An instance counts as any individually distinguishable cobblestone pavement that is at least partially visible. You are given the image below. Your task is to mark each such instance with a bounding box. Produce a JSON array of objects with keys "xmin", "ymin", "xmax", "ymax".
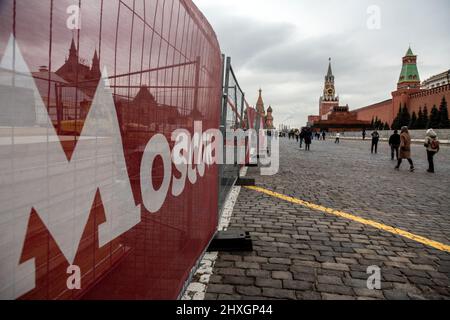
[{"xmin": 205, "ymin": 138, "xmax": 450, "ymax": 300}]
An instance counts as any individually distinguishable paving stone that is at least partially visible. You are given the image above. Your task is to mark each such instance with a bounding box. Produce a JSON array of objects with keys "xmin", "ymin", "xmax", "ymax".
[
  {"xmin": 318, "ymin": 275, "xmax": 344, "ymax": 286},
  {"xmin": 292, "ymin": 272, "xmax": 316, "ymax": 283},
  {"xmin": 316, "ymin": 284, "xmax": 354, "ymax": 296},
  {"xmin": 215, "ymin": 261, "xmax": 235, "ymax": 268},
  {"xmin": 221, "ymin": 255, "xmax": 243, "ymax": 262},
  {"xmin": 255, "ymin": 278, "xmax": 283, "ymax": 289},
  {"xmin": 272, "ymin": 271, "xmax": 293, "ymax": 280},
  {"xmin": 383, "ymin": 290, "xmax": 410, "ymax": 300},
  {"xmin": 207, "ymin": 284, "xmax": 234, "ymax": 295},
  {"xmin": 408, "ymin": 264, "xmax": 437, "ymax": 272},
  {"xmin": 236, "ymin": 286, "xmax": 262, "ymax": 296},
  {"xmin": 261, "ymin": 264, "xmax": 290, "ymax": 271},
  {"xmin": 216, "ymin": 268, "xmax": 246, "ymax": 277},
  {"xmin": 222, "ymin": 276, "xmax": 255, "ymax": 286},
  {"xmin": 243, "ymin": 256, "xmax": 269, "ymax": 263},
  {"xmin": 322, "ymin": 262, "xmax": 350, "ymax": 272},
  {"xmin": 268, "ymin": 258, "xmax": 292, "ymax": 265},
  {"xmin": 297, "ymin": 291, "xmax": 322, "ymax": 300},
  {"xmin": 382, "ymin": 274, "xmax": 407, "ymax": 283},
  {"xmin": 235, "ymin": 262, "xmax": 261, "ymax": 270},
  {"xmin": 354, "ymin": 288, "xmax": 385, "ymax": 299},
  {"xmin": 282, "ymin": 280, "xmax": 313, "ymax": 291},
  {"xmin": 262, "ymin": 288, "xmax": 296, "ymax": 300}
]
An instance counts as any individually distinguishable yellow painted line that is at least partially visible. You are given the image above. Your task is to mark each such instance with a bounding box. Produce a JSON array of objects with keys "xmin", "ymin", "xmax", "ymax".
[{"xmin": 245, "ymin": 186, "xmax": 450, "ymax": 254}]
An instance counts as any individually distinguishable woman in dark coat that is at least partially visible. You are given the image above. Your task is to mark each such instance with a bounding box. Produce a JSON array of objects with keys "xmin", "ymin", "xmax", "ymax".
[{"xmin": 395, "ymin": 126, "xmax": 415, "ymax": 172}]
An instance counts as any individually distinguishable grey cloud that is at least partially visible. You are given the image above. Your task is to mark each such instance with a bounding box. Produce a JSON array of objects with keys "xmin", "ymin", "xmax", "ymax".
[
  {"xmin": 195, "ymin": 0, "xmax": 450, "ymax": 128},
  {"xmin": 210, "ymin": 15, "xmax": 296, "ymax": 68}
]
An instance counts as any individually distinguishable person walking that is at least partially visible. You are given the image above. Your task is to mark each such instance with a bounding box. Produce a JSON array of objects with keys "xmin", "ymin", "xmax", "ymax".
[
  {"xmin": 322, "ymin": 131, "xmax": 326, "ymax": 141},
  {"xmin": 371, "ymin": 130, "xmax": 380, "ymax": 154},
  {"xmin": 299, "ymin": 128, "xmax": 305, "ymax": 149},
  {"xmin": 295, "ymin": 129, "xmax": 300, "ymax": 143},
  {"xmin": 362, "ymin": 130, "xmax": 366, "ymax": 141},
  {"xmin": 424, "ymin": 128, "xmax": 440, "ymax": 173},
  {"xmin": 395, "ymin": 126, "xmax": 415, "ymax": 172},
  {"xmin": 389, "ymin": 130, "xmax": 401, "ymax": 160},
  {"xmin": 304, "ymin": 128, "xmax": 312, "ymax": 151},
  {"xmin": 335, "ymin": 133, "xmax": 340, "ymax": 144}
]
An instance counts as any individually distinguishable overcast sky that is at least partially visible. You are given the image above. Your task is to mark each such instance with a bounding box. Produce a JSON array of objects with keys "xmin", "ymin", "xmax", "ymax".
[{"xmin": 193, "ymin": 0, "xmax": 450, "ymax": 128}]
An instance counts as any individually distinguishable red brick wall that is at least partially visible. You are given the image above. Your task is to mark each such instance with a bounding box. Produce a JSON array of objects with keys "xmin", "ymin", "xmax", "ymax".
[
  {"xmin": 352, "ymin": 99, "xmax": 393, "ymax": 124},
  {"xmin": 408, "ymin": 84, "xmax": 450, "ymax": 116},
  {"xmin": 352, "ymin": 85, "xmax": 450, "ymax": 127}
]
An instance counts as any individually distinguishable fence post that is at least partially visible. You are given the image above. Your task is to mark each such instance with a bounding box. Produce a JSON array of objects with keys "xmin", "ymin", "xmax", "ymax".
[{"xmin": 193, "ymin": 56, "xmax": 201, "ymax": 114}]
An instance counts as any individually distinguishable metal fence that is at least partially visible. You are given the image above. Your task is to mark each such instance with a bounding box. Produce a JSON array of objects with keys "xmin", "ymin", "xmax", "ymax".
[
  {"xmin": 0, "ymin": 0, "xmax": 222, "ymax": 300},
  {"xmin": 219, "ymin": 57, "xmax": 241, "ymax": 214}
]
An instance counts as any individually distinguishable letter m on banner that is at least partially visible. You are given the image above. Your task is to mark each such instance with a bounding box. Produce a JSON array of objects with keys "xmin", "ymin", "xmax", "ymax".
[{"xmin": 0, "ymin": 35, "xmax": 140, "ymax": 299}]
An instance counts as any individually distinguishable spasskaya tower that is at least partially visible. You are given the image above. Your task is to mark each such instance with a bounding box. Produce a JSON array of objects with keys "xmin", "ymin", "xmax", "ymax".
[{"xmin": 319, "ymin": 58, "xmax": 339, "ymax": 117}]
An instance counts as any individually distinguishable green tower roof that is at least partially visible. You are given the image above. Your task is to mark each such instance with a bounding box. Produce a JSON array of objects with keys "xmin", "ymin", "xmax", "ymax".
[
  {"xmin": 405, "ymin": 47, "xmax": 414, "ymax": 57},
  {"xmin": 398, "ymin": 47, "xmax": 420, "ymax": 84}
]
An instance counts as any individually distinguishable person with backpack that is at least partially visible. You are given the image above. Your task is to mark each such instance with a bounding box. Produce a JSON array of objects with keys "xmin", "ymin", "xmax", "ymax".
[
  {"xmin": 389, "ymin": 130, "xmax": 401, "ymax": 160},
  {"xmin": 424, "ymin": 129, "xmax": 440, "ymax": 173},
  {"xmin": 395, "ymin": 126, "xmax": 415, "ymax": 172},
  {"xmin": 371, "ymin": 130, "xmax": 380, "ymax": 154}
]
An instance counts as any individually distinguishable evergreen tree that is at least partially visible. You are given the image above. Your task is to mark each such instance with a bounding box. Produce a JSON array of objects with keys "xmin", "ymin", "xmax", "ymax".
[
  {"xmin": 423, "ymin": 105, "xmax": 429, "ymax": 129},
  {"xmin": 392, "ymin": 105, "xmax": 402, "ymax": 130},
  {"xmin": 429, "ymin": 105, "xmax": 440, "ymax": 129},
  {"xmin": 375, "ymin": 118, "xmax": 381, "ymax": 130},
  {"xmin": 409, "ymin": 111, "xmax": 417, "ymax": 129},
  {"xmin": 416, "ymin": 107, "xmax": 424, "ymax": 129},
  {"xmin": 438, "ymin": 96, "xmax": 450, "ymax": 129},
  {"xmin": 400, "ymin": 105, "xmax": 411, "ymax": 128},
  {"xmin": 383, "ymin": 122, "xmax": 390, "ymax": 130},
  {"xmin": 370, "ymin": 117, "xmax": 375, "ymax": 129}
]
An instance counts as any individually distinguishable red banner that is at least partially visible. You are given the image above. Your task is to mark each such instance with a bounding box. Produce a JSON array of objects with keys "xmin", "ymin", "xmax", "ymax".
[{"xmin": 0, "ymin": 0, "xmax": 222, "ymax": 300}]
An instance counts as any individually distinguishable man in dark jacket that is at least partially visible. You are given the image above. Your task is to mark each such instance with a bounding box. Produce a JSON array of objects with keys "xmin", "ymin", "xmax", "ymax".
[
  {"xmin": 304, "ymin": 128, "xmax": 313, "ymax": 151},
  {"xmin": 299, "ymin": 128, "xmax": 306, "ymax": 149},
  {"xmin": 389, "ymin": 130, "xmax": 401, "ymax": 160},
  {"xmin": 371, "ymin": 130, "xmax": 380, "ymax": 154}
]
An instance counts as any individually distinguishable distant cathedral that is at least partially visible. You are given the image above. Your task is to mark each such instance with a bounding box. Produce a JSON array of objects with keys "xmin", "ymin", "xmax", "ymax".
[
  {"xmin": 55, "ymin": 38, "xmax": 101, "ymax": 96},
  {"xmin": 255, "ymin": 89, "xmax": 275, "ymax": 129}
]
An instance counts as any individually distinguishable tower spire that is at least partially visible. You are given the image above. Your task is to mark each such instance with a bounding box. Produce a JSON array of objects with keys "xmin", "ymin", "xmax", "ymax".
[
  {"xmin": 256, "ymin": 88, "xmax": 265, "ymax": 116},
  {"xmin": 70, "ymin": 37, "xmax": 76, "ymax": 54},
  {"xmin": 67, "ymin": 37, "xmax": 78, "ymax": 64},
  {"xmin": 327, "ymin": 57, "xmax": 333, "ymax": 78},
  {"xmin": 90, "ymin": 47, "xmax": 101, "ymax": 79}
]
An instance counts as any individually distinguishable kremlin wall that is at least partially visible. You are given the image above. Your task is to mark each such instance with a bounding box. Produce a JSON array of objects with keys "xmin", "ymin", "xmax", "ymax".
[{"xmin": 309, "ymin": 48, "xmax": 450, "ymax": 131}]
